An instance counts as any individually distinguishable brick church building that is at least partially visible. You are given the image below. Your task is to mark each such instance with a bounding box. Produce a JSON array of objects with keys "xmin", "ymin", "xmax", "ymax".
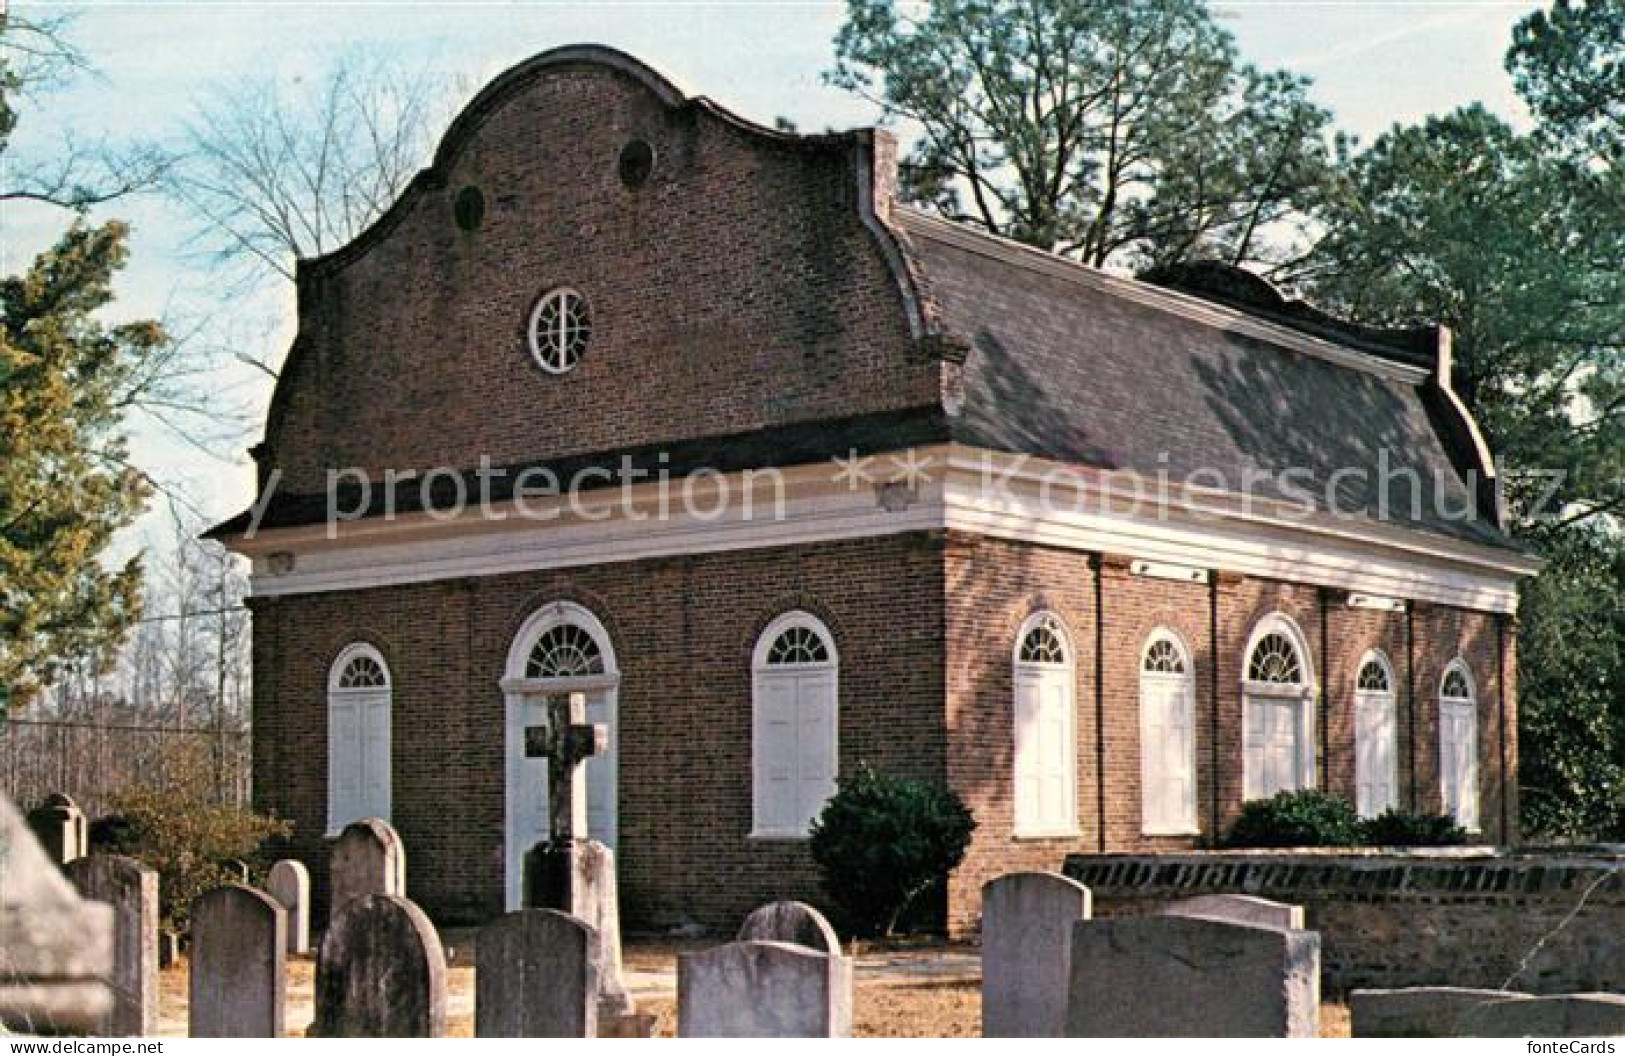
[{"xmin": 211, "ymin": 45, "xmax": 1539, "ymax": 934}]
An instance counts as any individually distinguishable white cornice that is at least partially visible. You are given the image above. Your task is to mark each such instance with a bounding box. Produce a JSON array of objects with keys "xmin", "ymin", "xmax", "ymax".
[
  {"xmin": 896, "ymin": 209, "xmax": 1432, "ymax": 386},
  {"xmin": 235, "ymin": 445, "xmax": 1535, "ymax": 613}
]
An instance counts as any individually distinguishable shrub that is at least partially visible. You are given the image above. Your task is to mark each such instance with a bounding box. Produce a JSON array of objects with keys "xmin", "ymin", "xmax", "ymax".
[
  {"xmin": 1360, "ymin": 808, "xmax": 1469, "ymax": 847},
  {"xmin": 809, "ymin": 764, "xmax": 977, "ymax": 937},
  {"xmin": 106, "ymin": 741, "xmax": 291, "ymax": 932},
  {"xmin": 1223, "ymin": 789, "xmax": 1362, "ymax": 848}
]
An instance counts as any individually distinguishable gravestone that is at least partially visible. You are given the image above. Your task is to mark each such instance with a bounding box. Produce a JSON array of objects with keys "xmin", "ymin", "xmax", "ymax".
[
  {"xmin": 312, "ymin": 894, "xmax": 446, "ymax": 1038},
  {"xmin": 1466, "ymin": 994, "xmax": 1625, "ymax": 1038},
  {"xmin": 158, "ymin": 931, "xmax": 180, "ymax": 969},
  {"xmin": 678, "ymin": 940, "xmax": 853, "ymax": 1038},
  {"xmin": 266, "ymin": 860, "xmax": 310, "ymax": 955},
  {"xmin": 1351, "ymin": 987, "xmax": 1532, "ymax": 1037},
  {"xmin": 1065, "ymin": 915, "xmax": 1319, "ymax": 1037},
  {"xmin": 328, "ymin": 818, "xmax": 405, "ymax": 921},
  {"xmin": 982, "ymin": 871, "xmax": 1092, "ymax": 1038},
  {"xmin": 26, "ymin": 792, "xmax": 88, "ymax": 866},
  {"xmin": 64, "ymin": 855, "xmax": 158, "ymax": 1036},
  {"xmin": 0, "ymin": 791, "xmax": 114, "ymax": 1034},
  {"xmin": 475, "ymin": 909, "xmax": 599, "ymax": 1038},
  {"xmin": 1158, "ymin": 893, "xmax": 1304, "ymax": 931},
  {"xmin": 521, "ymin": 693, "xmax": 632, "ymax": 1022},
  {"xmin": 737, "ymin": 900, "xmax": 841, "ymax": 954},
  {"xmin": 189, "ymin": 885, "xmax": 286, "ymax": 1038}
]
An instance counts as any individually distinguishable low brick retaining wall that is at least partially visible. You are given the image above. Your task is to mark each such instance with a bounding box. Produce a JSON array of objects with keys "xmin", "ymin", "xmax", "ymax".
[{"xmin": 1063, "ymin": 851, "xmax": 1625, "ymax": 995}]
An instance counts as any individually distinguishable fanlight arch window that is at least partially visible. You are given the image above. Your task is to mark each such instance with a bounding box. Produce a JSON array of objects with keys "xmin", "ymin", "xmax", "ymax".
[
  {"xmin": 1140, "ymin": 630, "xmax": 1196, "ymax": 835},
  {"xmin": 1012, "ymin": 611, "xmax": 1078, "ymax": 836},
  {"xmin": 1439, "ymin": 660, "xmax": 1480, "ymax": 831},
  {"xmin": 526, "ymin": 623, "xmax": 606, "ymax": 679},
  {"xmin": 1241, "ymin": 615, "xmax": 1316, "ymax": 801},
  {"xmin": 328, "ymin": 643, "xmax": 392, "ymax": 834},
  {"xmin": 751, "ymin": 612, "xmax": 839, "ymax": 838},
  {"xmin": 1353, "ymin": 650, "xmax": 1399, "ymax": 818}
]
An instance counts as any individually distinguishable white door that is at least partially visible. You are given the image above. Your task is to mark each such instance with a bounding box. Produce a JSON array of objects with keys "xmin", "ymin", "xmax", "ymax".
[
  {"xmin": 1245, "ymin": 696, "xmax": 1303, "ymax": 799},
  {"xmin": 1014, "ymin": 668, "xmax": 1076, "ymax": 834},
  {"xmin": 1441, "ymin": 702, "xmax": 1479, "ymax": 829},
  {"xmin": 1354, "ymin": 691, "xmax": 1398, "ymax": 817},
  {"xmin": 512, "ymin": 688, "xmax": 619, "ymax": 862},
  {"xmin": 1141, "ymin": 678, "xmax": 1195, "ymax": 832}
]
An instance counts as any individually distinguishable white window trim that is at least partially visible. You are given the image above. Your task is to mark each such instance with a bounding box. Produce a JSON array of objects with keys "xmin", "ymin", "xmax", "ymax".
[
  {"xmin": 326, "ymin": 642, "xmax": 393, "ymax": 838},
  {"xmin": 1012, "ymin": 611, "xmax": 1081, "ymax": 839},
  {"xmin": 750, "ymin": 611, "xmax": 839, "ymax": 841},
  {"xmin": 1241, "ymin": 613, "xmax": 1318, "ymax": 800},
  {"xmin": 1140, "ymin": 628, "xmax": 1199, "ymax": 836},
  {"xmin": 1353, "ymin": 648, "xmax": 1400, "ymax": 819},
  {"xmin": 527, "ymin": 287, "xmax": 590, "ymax": 374},
  {"xmin": 501, "ymin": 600, "xmax": 621, "ymax": 911},
  {"xmin": 1438, "ymin": 660, "xmax": 1482, "ymax": 834}
]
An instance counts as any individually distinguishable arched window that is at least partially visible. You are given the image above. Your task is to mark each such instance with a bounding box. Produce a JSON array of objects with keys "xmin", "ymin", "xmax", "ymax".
[
  {"xmin": 328, "ymin": 643, "xmax": 392, "ymax": 834},
  {"xmin": 1354, "ymin": 650, "xmax": 1399, "ymax": 818},
  {"xmin": 1439, "ymin": 660, "xmax": 1480, "ymax": 831},
  {"xmin": 1242, "ymin": 615, "xmax": 1316, "ymax": 801},
  {"xmin": 1013, "ymin": 612, "xmax": 1078, "ymax": 836},
  {"xmin": 1140, "ymin": 630, "xmax": 1196, "ymax": 834},
  {"xmin": 751, "ymin": 612, "xmax": 839, "ymax": 838}
]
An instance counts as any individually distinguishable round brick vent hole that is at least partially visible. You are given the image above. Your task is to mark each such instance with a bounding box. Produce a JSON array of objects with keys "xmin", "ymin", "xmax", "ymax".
[
  {"xmin": 618, "ymin": 139, "xmax": 654, "ymax": 188},
  {"xmin": 454, "ymin": 186, "xmax": 485, "ymax": 231}
]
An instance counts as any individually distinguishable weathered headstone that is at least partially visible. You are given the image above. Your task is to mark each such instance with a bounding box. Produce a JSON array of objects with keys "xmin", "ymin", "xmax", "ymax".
[
  {"xmin": 678, "ymin": 940, "xmax": 853, "ymax": 1038},
  {"xmin": 26, "ymin": 792, "xmax": 88, "ymax": 866},
  {"xmin": 737, "ymin": 900, "xmax": 841, "ymax": 954},
  {"xmin": 1065, "ymin": 915, "xmax": 1319, "ymax": 1037},
  {"xmin": 1158, "ymin": 893, "xmax": 1304, "ymax": 931},
  {"xmin": 982, "ymin": 871, "xmax": 1092, "ymax": 1038},
  {"xmin": 266, "ymin": 860, "xmax": 310, "ymax": 955},
  {"xmin": 475, "ymin": 909, "xmax": 599, "ymax": 1038},
  {"xmin": 328, "ymin": 818, "xmax": 405, "ymax": 921},
  {"xmin": 1351, "ymin": 987, "xmax": 1532, "ymax": 1037},
  {"xmin": 64, "ymin": 855, "xmax": 158, "ymax": 1036},
  {"xmin": 0, "ymin": 791, "xmax": 114, "ymax": 1034},
  {"xmin": 189, "ymin": 885, "xmax": 286, "ymax": 1038},
  {"xmin": 312, "ymin": 894, "xmax": 446, "ymax": 1038},
  {"xmin": 1465, "ymin": 994, "xmax": 1625, "ymax": 1038}
]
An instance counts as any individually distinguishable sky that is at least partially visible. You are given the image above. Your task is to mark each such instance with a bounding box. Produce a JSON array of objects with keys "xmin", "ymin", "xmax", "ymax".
[{"xmin": 3, "ymin": 0, "xmax": 1541, "ymax": 560}]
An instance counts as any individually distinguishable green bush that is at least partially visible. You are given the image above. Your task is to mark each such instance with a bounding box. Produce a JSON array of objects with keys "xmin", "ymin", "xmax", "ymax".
[
  {"xmin": 809, "ymin": 764, "xmax": 977, "ymax": 937},
  {"xmin": 1223, "ymin": 789, "xmax": 1363, "ymax": 848},
  {"xmin": 105, "ymin": 741, "xmax": 291, "ymax": 933},
  {"xmin": 1360, "ymin": 808, "xmax": 1469, "ymax": 847}
]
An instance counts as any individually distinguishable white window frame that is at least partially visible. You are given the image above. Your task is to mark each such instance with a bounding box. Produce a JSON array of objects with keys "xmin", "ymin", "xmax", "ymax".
[
  {"xmin": 327, "ymin": 642, "xmax": 393, "ymax": 837},
  {"xmin": 527, "ymin": 287, "xmax": 591, "ymax": 374},
  {"xmin": 1241, "ymin": 614, "xmax": 1317, "ymax": 801},
  {"xmin": 1012, "ymin": 611, "xmax": 1080, "ymax": 839},
  {"xmin": 750, "ymin": 611, "xmax": 839, "ymax": 841},
  {"xmin": 1353, "ymin": 649, "xmax": 1400, "ymax": 819},
  {"xmin": 1140, "ymin": 628, "xmax": 1198, "ymax": 836},
  {"xmin": 1438, "ymin": 660, "xmax": 1481, "ymax": 833}
]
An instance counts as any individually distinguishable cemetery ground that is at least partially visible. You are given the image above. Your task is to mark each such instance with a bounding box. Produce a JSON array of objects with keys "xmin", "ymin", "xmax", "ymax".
[{"xmin": 152, "ymin": 934, "xmax": 1354, "ymax": 1038}]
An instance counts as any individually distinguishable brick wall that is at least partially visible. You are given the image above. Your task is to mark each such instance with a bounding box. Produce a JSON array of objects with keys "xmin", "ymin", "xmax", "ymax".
[
  {"xmin": 263, "ymin": 59, "xmax": 938, "ymax": 497},
  {"xmin": 251, "ymin": 531, "xmax": 947, "ymax": 933},
  {"xmin": 1066, "ymin": 852, "xmax": 1625, "ymax": 994}
]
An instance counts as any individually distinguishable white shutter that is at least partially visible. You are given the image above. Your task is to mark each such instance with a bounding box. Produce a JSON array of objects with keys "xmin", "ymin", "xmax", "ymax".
[
  {"xmin": 329, "ymin": 697, "xmax": 361, "ymax": 831},
  {"xmin": 1356, "ymin": 693, "xmax": 1398, "ymax": 818},
  {"xmin": 754, "ymin": 675, "xmax": 798, "ymax": 834},
  {"xmin": 1442, "ymin": 703, "xmax": 1479, "ymax": 830},
  {"xmin": 1013, "ymin": 674, "xmax": 1041, "ymax": 831},
  {"xmin": 585, "ymin": 691, "xmax": 617, "ymax": 848},
  {"xmin": 1243, "ymin": 700, "xmax": 1264, "ymax": 800},
  {"xmin": 796, "ymin": 673, "xmax": 838, "ymax": 829},
  {"xmin": 359, "ymin": 692, "xmax": 392, "ymax": 823},
  {"xmin": 1014, "ymin": 669, "xmax": 1075, "ymax": 834},
  {"xmin": 1141, "ymin": 680, "xmax": 1194, "ymax": 832}
]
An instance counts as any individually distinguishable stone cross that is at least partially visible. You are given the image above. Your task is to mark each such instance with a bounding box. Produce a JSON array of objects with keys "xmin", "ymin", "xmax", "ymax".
[{"xmin": 524, "ymin": 692, "xmax": 608, "ymax": 847}]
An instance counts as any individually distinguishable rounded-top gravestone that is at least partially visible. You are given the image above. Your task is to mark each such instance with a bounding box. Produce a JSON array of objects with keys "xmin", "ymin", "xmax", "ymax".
[
  {"xmin": 313, "ymin": 894, "xmax": 446, "ymax": 1038},
  {"xmin": 328, "ymin": 818, "xmax": 405, "ymax": 921},
  {"xmin": 189, "ymin": 885, "xmax": 287, "ymax": 1038},
  {"xmin": 982, "ymin": 871, "xmax": 1092, "ymax": 1038},
  {"xmin": 476, "ymin": 909, "xmax": 600, "ymax": 1038},
  {"xmin": 266, "ymin": 860, "xmax": 310, "ymax": 955},
  {"xmin": 64, "ymin": 854, "xmax": 159, "ymax": 1037},
  {"xmin": 737, "ymin": 900, "xmax": 841, "ymax": 955}
]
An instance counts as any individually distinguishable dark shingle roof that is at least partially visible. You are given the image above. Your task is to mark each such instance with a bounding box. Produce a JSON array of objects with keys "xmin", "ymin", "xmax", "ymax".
[{"xmin": 900, "ymin": 210, "xmax": 1511, "ymax": 549}]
